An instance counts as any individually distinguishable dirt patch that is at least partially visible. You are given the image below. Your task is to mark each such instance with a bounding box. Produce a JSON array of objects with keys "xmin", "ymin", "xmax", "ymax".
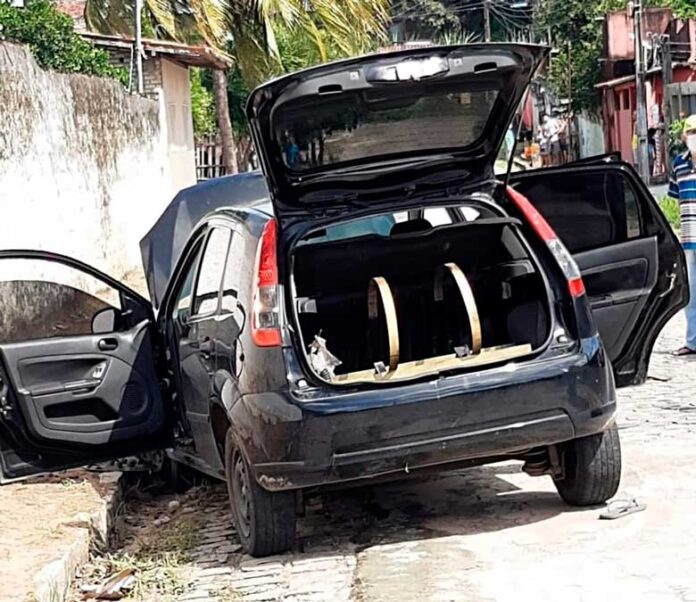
[{"xmin": 0, "ymin": 469, "xmax": 118, "ymax": 602}]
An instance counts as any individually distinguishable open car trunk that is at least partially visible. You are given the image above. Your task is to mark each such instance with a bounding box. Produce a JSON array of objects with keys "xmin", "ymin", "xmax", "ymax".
[{"xmin": 291, "ymin": 215, "xmax": 553, "ymax": 385}]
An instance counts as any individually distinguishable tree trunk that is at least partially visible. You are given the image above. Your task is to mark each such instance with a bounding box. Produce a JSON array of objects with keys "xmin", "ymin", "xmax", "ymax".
[{"xmin": 213, "ymin": 69, "xmax": 238, "ymax": 175}]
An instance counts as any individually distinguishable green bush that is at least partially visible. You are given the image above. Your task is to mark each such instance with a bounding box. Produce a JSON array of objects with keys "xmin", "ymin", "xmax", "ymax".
[
  {"xmin": 190, "ymin": 68, "xmax": 216, "ymax": 137},
  {"xmin": 0, "ymin": 0, "xmax": 127, "ymax": 84},
  {"xmin": 659, "ymin": 195, "xmax": 680, "ymax": 231},
  {"xmin": 668, "ymin": 118, "xmax": 687, "ymax": 159}
]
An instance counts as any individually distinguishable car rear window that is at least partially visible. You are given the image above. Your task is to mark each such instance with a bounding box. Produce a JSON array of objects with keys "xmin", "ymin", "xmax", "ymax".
[{"xmin": 275, "ymin": 85, "xmax": 500, "ymax": 172}]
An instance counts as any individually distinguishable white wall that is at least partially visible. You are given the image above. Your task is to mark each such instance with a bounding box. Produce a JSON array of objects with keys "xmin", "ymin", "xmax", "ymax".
[
  {"xmin": 161, "ymin": 58, "xmax": 197, "ymax": 195},
  {"xmin": 0, "ymin": 43, "xmax": 175, "ymax": 285},
  {"xmin": 576, "ymin": 111, "xmax": 607, "ymax": 159}
]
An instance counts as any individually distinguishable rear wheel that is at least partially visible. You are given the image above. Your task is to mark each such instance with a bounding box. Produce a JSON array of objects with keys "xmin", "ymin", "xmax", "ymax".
[
  {"xmin": 224, "ymin": 431, "xmax": 296, "ymax": 556},
  {"xmin": 554, "ymin": 423, "xmax": 622, "ymax": 506}
]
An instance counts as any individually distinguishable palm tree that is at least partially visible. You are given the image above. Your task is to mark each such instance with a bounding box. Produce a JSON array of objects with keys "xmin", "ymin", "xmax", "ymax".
[
  {"xmin": 84, "ymin": 0, "xmax": 388, "ymax": 173},
  {"xmin": 228, "ymin": 0, "xmax": 389, "ymax": 88}
]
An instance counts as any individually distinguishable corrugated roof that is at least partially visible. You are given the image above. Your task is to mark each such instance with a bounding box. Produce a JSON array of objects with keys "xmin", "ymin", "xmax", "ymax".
[{"xmin": 79, "ymin": 31, "xmax": 230, "ymax": 70}]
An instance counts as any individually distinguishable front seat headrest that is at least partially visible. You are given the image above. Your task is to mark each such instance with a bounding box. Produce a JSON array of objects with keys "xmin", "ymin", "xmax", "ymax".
[{"xmin": 389, "ymin": 218, "xmax": 432, "ymax": 237}]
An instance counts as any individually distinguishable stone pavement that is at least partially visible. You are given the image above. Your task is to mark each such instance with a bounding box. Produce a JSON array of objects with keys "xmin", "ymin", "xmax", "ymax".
[{"xmin": 119, "ymin": 314, "xmax": 696, "ymax": 601}]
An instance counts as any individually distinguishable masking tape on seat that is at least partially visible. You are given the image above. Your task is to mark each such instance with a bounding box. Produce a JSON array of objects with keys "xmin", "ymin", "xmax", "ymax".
[
  {"xmin": 434, "ymin": 262, "xmax": 482, "ymax": 355},
  {"xmin": 367, "ymin": 276, "xmax": 400, "ymax": 372}
]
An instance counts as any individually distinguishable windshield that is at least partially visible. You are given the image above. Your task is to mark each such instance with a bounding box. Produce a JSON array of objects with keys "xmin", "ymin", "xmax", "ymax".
[{"xmin": 275, "ymin": 84, "xmax": 501, "ymax": 172}]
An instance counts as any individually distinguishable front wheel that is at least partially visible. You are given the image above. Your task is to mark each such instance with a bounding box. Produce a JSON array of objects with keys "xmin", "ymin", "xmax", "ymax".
[
  {"xmin": 554, "ymin": 423, "xmax": 622, "ymax": 506},
  {"xmin": 224, "ymin": 431, "xmax": 296, "ymax": 557}
]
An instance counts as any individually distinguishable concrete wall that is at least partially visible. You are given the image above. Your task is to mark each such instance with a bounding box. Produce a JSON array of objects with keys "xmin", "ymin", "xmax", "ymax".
[
  {"xmin": 605, "ymin": 8, "xmax": 674, "ymax": 61},
  {"xmin": 577, "ymin": 111, "xmax": 607, "ymax": 159},
  {"xmin": 0, "ymin": 42, "xmax": 174, "ymax": 284}
]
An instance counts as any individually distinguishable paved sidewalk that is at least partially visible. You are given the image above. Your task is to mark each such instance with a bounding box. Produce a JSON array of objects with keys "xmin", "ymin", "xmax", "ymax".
[{"xmin": 82, "ymin": 314, "xmax": 696, "ymax": 602}]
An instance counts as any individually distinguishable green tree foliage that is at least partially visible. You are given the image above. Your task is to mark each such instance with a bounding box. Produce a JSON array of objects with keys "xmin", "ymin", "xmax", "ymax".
[
  {"xmin": 0, "ymin": 0, "xmax": 127, "ymax": 83},
  {"xmin": 390, "ymin": 0, "xmax": 462, "ymax": 39},
  {"xmin": 228, "ymin": 0, "xmax": 389, "ymax": 88},
  {"xmin": 536, "ymin": 0, "xmax": 693, "ymax": 113},
  {"xmin": 667, "ymin": 0, "xmax": 696, "ymax": 19},
  {"xmin": 190, "ymin": 68, "xmax": 216, "ymax": 136},
  {"xmin": 534, "ymin": 0, "xmax": 627, "ymax": 112},
  {"xmin": 199, "ymin": 61, "xmax": 249, "ymax": 137}
]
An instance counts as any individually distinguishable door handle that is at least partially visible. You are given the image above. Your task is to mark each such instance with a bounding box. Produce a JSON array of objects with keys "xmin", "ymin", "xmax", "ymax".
[
  {"xmin": 98, "ymin": 337, "xmax": 119, "ymax": 351},
  {"xmin": 657, "ymin": 272, "xmax": 677, "ymax": 299},
  {"xmin": 64, "ymin": 379, "xmax": 101, "ymax": 392}
]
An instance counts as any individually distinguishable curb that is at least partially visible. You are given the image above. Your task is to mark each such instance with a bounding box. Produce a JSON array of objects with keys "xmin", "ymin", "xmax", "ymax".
[{"xmin": 31, "ymin": 472, "xmax": 124, "ymax": 602}]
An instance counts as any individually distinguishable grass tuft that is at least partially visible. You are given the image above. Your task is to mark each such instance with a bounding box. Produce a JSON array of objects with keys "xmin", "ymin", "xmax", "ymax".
[
  {"xmin": 100, "ymin": 514, "xmax": 201, "ymax": 601},
  {"xmin": 659, "ymin": 195, "xmax": 680, "ymax": 231}
]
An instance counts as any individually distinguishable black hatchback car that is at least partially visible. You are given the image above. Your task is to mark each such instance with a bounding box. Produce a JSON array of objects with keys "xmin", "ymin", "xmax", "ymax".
[{"xmin": 0, "ymin": 44, "xmax": 687, "ymax": 556}]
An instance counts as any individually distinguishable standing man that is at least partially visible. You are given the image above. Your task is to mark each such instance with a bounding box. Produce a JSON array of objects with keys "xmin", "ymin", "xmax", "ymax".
[
  {"xmin": 542, "ymin": 114, "xmax": 562, "ymax": 166},
  {"xmin": 670, "ymin": 114, "xmax": 696, "ymax": 356}
]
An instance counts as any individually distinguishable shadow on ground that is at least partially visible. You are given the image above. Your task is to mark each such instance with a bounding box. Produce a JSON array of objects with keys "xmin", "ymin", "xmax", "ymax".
[{"xmin": 294, "ymin": 461, "xmax": 570, "ymax": 554}]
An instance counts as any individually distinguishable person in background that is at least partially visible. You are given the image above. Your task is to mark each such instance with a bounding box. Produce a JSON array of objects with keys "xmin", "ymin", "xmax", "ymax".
[
  {"xmin": 669, "ymin": 114, "xmax": 696, "ymax": 356},
  {"xmin": 558, "ymin": 115, "xmax": 569, "ymax": 164},
  {"xmin": 648, "ymin": 127, "xmax": 657, "ymax": 177},
  {"xmin": 538, "ymin": 133, "xmax": 549, "ymax": 167},
  {"xmin": 505, "ymin": 125, "xmax": 516, "ymax": 161},
  {"xmin": 542, "ymin": 114, "xmax": 562, "ymax": 166}
]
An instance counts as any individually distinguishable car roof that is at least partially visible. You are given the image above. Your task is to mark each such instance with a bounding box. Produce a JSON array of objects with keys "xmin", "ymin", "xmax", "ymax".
[{"xmin": 140, "ymin": 171, "xmax": 271, "ymax": 309}]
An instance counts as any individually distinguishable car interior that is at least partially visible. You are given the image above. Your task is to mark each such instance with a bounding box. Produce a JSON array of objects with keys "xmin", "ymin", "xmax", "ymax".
[{"xmin": 291, "ymin": 204, "xmax": 552, "ymax": 384}]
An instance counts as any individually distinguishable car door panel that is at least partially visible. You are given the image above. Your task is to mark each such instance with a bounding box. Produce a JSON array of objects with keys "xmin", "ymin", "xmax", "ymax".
[
  {"xmin": 0, "ymin": 251, "xmax": 167, "ymax": 483},
  {"xmin": 575, "ymin": 238, "xmax": 658, "ymax": 359},
  {"xmin": 1, "ymin": 321, "xmax": 162, "ymax": 443},
  {"xmin": 509, "ymin": 161, "xmax": 687, "ymax": 386}
]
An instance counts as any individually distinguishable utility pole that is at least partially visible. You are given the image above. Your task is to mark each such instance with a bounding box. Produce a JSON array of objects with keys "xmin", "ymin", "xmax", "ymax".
[
  {"xmin": 661, "ymin": 34, "xmax": 673, "ymax": 174},
  {"xmin": 633, "ymin": 0, "xmax": 650, "ymax": 183},
  {"xmin": 134, "ymin": 0, "xmax": 144, "ymax": 95},
  {"xmin": 483, "ymin": 0, "xmax": 492, "ymax": 42}
]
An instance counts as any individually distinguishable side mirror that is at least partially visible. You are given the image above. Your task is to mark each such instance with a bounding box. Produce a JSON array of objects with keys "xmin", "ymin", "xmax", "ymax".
[{"xmin": 92, "ymin": 307, "xmax": 117, "ymax": 334}]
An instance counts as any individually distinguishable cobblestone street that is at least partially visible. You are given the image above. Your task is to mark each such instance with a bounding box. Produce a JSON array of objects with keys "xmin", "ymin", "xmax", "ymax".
[{"xmin": 106, "ymin": 314, "xmax": 696, "ymax": 602}]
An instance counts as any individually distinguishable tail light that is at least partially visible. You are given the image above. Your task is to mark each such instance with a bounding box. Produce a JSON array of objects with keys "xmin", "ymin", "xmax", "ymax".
[
  {"xmin": 506, "ymin": 186, "xmax": 585, "ymax": 298},
  {"xmin": 251, "ymin": 219, "xmax": 281, "ymax": 347}
]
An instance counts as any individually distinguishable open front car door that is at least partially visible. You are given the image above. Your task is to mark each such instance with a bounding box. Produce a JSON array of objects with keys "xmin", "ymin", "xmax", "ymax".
[
  {"xmin": 0, "ymin": 251, "xmax": 167, "ymax": 483},
  {"xmin": 509, "ymin": 158, "xmax": 688, "ymax": 387}
]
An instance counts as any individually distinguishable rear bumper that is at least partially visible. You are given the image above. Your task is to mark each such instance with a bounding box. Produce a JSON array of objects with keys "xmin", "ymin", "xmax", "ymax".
[
  {"xmin": 252, "ymin": 409, "xmax": 580, "ymax": 490},
  {"xmin": 230, "ymin": 339, "xmax": 616, "ymax": 491}
]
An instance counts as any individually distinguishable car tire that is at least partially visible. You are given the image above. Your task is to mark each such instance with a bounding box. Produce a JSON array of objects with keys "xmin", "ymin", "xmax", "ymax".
[
  {"xmin": 224, "ymin": 430, "xmax": 296, "ymax": 557},
  {"xmin": 554, "ymin": 423, "xmax": 622, "ymax": 506}
]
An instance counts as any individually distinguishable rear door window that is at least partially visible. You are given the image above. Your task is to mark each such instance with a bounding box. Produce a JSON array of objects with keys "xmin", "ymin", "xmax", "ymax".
[{"xmin": 513, "ymin": 170, "xmax": 641, "ymax": 253}]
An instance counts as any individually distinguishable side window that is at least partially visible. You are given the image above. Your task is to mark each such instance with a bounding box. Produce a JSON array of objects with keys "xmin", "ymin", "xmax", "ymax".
[
  {"xmin": 517, "ymin": 170, "xmax": 642, "ymax": 253},
  {"xmin": 221, "ymin": 233, "xmax": 246, "ymax": 313},
  {"xmin": 0, "ymin": 258, "xmax": 122, "ymax": 344},
  {"xmin": 192, "ymin": 228, "xmax": 231, "ymax": 316},
  {"xmin": 172, "ymin": 245, "xmax": 202, "ymax": 323}
]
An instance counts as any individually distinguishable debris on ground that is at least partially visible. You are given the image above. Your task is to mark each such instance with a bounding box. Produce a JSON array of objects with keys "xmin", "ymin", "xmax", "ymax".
[
  {"xmin": 81, "ymin": 567, "xmax": 135, "ymax": 600},
  {"xmin": 599, "ymin": 498, "xmax": 647, "ymax": 520}
]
